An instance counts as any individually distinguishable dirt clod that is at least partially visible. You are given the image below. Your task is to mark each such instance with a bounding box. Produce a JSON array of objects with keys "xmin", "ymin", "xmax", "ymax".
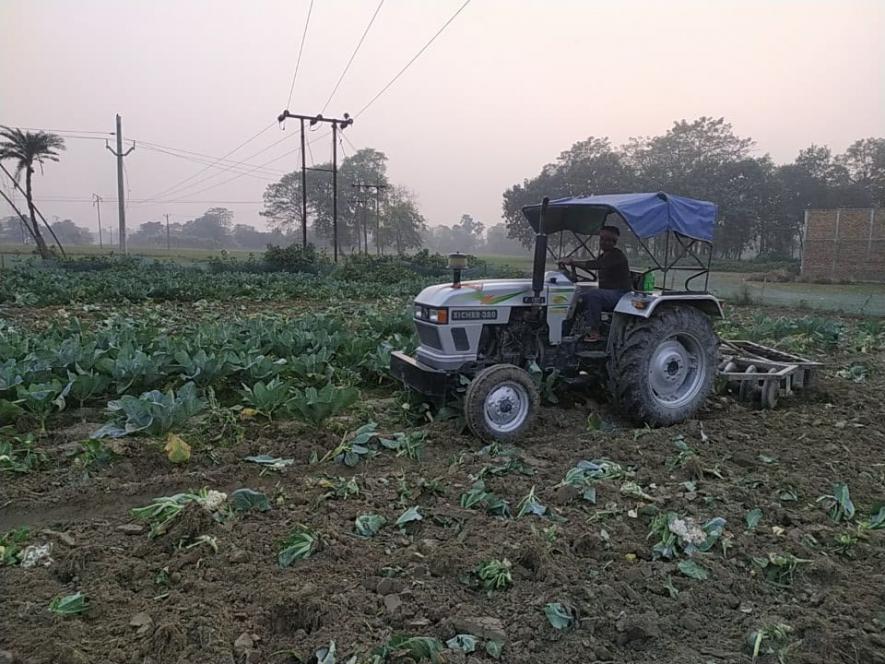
[{"xmin": 451, "ymin": 616, "xmax": 507, "ymax": 643}]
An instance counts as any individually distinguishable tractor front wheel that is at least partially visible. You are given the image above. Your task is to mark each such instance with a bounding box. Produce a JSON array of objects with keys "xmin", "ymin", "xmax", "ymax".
[
  {"xmin": 608, "ymin": 306, "xmax": 716, "ymax": 426},
  {"xmin": 464, "ymin": 364, "xmax": 540, "ymax": 441}
]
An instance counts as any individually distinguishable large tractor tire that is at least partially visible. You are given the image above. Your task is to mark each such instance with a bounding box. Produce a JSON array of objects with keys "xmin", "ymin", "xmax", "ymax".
[
  {"xmin": 465, "ymin": 364, "xmax": 540, "ymax": 441},
  {"xmin": 608, "ymin": 306, "xmax": 717, "ymax": 426}
]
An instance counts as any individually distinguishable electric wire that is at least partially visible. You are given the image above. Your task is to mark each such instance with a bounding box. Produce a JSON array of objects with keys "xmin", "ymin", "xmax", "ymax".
[
  {"xmin": 139, "ymin": 121, "xmax": 276, "ymax": 202},
  {"xmin": 55, "ymin": 1, "xmax": 472, "ymax": 207},
  {"xmin": 134, "ymin": 139, "xmax": 285, "ymax": 175},
  {"xmin": 320, "ymin": 0, "xmax": 385, "ymax": 114},
  {"xmin": 4, "ymin": 126, "xmax": 113, "ymax": 135},
  {"xmin": 285, "ymin": 0, "xmax": 315, "ymax": 110},
  {"xmin": 136, "ymin": 132, "xmax": 301, "ymax": 204},
  {"xmin": 137, "ymin": 144, "xmax": 284, "ymax": 180},
  {"xmin": 342, "ymin": 133, "xmax": 358, "ymax": 153},
  {"xmin": 35, "ymin": 197, "xmax": 265, "ymax": 205},
  {"xmin": 354, "ymin": 0, "xmax": 472, "ymax": 118}
]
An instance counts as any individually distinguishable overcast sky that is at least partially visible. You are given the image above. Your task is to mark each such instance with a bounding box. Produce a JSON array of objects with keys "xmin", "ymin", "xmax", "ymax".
[{"xmin": 1, "ymin": 0, "xmax": 883, "ymax": 236}]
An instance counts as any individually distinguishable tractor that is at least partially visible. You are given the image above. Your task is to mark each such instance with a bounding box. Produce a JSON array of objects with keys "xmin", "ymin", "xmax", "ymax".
[{"xmin": 390, "ymin": 192, "xmax": 723, "ymax": 441}]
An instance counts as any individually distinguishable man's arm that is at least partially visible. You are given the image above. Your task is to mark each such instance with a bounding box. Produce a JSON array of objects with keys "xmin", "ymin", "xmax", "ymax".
[{"xmin": 563, "ymin": 257, "xmax": 599, "ymax": 270}]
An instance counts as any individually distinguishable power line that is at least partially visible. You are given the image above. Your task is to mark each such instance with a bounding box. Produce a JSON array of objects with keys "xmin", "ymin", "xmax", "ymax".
[
  {"xmin": 35, "ymin": 197, "xmax": 266, "ymax": 204},
  {"xmin": 146, "ymin": 129, "xmax": 331, "ymax": 204},
  {"xmin": 138, "ymin": 129, "xmax": 305, "ymax": 204},
  {"xmin": 139, "ymin": 122, "xmax": 276, "ymax": 202},
  {"xmin": 138, "ymin": 144, "xmax": 283, "ymax": 180},
  {"xmin": 135, "ymin": 139, "xmax": 285, "ymax": 175},
  {"xmin": 342, "ymin": 133, "xmax": 358, "ymax": 154},
  {"xmin": 320, "ymin": 0, "xmax": 385, "ymax": 114},
  {"xmin": 285, "ymin": 0, "xmax": 315, "ymax": 110},
  {"xmin": 4, "ymin": 126, "xmax": 113, "ymax": 135},
  {"xmin": 355, "ymin": 0, "xmax": 472, "ymax": 117}
]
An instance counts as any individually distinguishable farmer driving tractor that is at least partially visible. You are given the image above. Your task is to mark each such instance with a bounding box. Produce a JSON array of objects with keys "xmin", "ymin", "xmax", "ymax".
[{"xmin": 560, "ymin": 225, "xmax": 632, "ymax": 343}]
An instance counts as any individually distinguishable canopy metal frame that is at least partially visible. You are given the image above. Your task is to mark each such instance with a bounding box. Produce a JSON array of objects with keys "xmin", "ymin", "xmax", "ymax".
[{"xmin": 545, "ymin": 212, "xmax": 713, "ymax": 293}]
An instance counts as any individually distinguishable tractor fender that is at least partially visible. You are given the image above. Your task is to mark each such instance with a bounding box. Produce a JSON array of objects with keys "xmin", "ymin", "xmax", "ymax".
[{"xmin": 612, "ymin": 292, "xmax": 724, "ymax": 319}]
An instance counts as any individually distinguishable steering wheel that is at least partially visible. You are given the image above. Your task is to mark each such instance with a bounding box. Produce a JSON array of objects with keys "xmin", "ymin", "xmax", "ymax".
[
  {"xmin": 557, "ymin": 260, "xmax": 577, "ymax": 282},
  {"xmin": 557, "ymin": 260, "xmax": 597, "ymax": 282}
]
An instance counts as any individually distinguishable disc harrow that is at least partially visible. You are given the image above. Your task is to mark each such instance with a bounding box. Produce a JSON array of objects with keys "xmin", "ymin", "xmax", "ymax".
[{"xmin": 718, "ymin": 340, "xmax": 821, "ymax": 409}]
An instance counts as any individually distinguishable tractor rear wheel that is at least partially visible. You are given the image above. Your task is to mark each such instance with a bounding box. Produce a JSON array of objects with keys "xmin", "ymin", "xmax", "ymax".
[
  {"xmin": 608, "ymin": 306, "xmax": 716, "ymax": 426},
  {"xmin": 465, "ymin": 364, "xmax": 540, "ymax": 441}
]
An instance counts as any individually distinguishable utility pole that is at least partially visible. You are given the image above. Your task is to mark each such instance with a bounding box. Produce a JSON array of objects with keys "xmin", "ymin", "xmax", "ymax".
[
  {"xmin": 164, "ymin": 213, "xmax": 171, "ymax": 250},
  {"xmin": 299, "ymin": 118, "xmax": 308, "ymax": 248},
  {"xmin": 332, "ymin": 121, "xmax": 338, "ymax": 261},
  {"xmin": 105, "ymin": 114, "xmax": 135, "ymax": 253},
  {"xmin": 276, "ymin": 110, "xmax": 353, "ymax": 261},
  {"xmin": 351, "ymin": 191, "xmax": 369, "ymax": 255},
  {"xmin": 92, "ymin": 194, "xmax": 104, "ymax": 248},
  {"xmin": 353, "ymin": 182, "xmax": 387, "ymax": 255}
]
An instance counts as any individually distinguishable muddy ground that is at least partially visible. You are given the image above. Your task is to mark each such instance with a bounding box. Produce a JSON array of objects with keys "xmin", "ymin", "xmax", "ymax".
[{"xmin": 1, "ymin": 304, "xmax": 884, "ymax": 664}]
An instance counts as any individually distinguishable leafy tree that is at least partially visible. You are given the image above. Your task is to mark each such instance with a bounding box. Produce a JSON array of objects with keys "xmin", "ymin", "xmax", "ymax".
[
  {"xmin": 0, "ymin": 127, "xmax": 66, "ymax": 259},
  {"xmin": 50, "ymin": 219, "xmax": 93, "ymax": 246},
  {"xmin": 381, "ymin": 186, "xmax": 426, "ymax": 254},
  {"xmin": 231, "ymin": 223, "xmax": 291, "ymax": 250},
  {"xmin": 837, "ymin": 137, "xmax": 885, "ymax": 206},
  {"xmin": 181, "ymin": 207, "xmax": 233, "ymax": 248},
  {"xmin": 484, "ymin": 223, "xmax": 525, "ymax": 255},
  {"xmin": 128, "ymin": 221, "xmax": 169, "ymax": 248},
  {"xmin": 451, "ymin": 214, "xmax": 485, "ymax": 252},
  {"xmin": 503, "ymin": 136, "xmax": 634, "ymax": 246},
  {"xmin": 260, "ymin": 169, "xmax": 327, "ymax": 242},
  {"xmin": 0, "ymin": 216, "xmax": 30, "ymax": 244},
  {"xmin": 261, "ymin": 148, "xmax": 392, "ymax": 254}
]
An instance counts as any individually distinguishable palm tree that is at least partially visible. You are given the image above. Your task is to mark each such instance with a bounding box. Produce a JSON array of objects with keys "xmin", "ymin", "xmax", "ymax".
[{"xmin": 0, "ymin": 127, "xmax": 66, "ymax": 259}]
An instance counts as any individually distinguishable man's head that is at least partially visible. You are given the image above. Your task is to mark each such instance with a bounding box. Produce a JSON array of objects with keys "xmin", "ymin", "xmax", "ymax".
[{"xmin": 599, "ymin": 225, "xmax": 619, "ymax": 251}]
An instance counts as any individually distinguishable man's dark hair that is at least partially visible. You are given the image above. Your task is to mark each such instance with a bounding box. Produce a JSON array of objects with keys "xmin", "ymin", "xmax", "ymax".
[{"xmin": 600, "ymin": 225, "xmax": 620, "ymax": 236}]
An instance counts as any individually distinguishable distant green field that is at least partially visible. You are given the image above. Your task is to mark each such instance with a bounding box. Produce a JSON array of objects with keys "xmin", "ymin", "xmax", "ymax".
[
  {"xmin": 2, "ymin": 246, "xmax": 881, "ymax": 315},
  {"xmin": 0, "ymin": 243, "xmax": 255, "ymax": 266},
  {"xmin": 476, "ymin": 256, "xmax": 884, "ymax": 315}
]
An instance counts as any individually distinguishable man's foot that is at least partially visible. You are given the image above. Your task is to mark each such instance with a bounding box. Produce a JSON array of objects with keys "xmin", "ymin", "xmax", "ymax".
[{"xmin": 583, "ymin": 330, "xmax": 603, "ymax": 343}]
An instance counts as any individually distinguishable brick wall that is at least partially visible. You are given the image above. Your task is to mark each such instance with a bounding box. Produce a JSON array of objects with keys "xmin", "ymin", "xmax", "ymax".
[{"xmin": 801, "ymin": 208, "xmax": 884, "ymax": 282}]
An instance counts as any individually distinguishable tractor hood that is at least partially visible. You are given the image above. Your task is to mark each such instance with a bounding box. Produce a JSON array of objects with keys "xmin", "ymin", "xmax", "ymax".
[
  {"xmin": 415, "ymin": 278, "xmax": 537, "ymax": 308},
  {"xmin": 415, "ymin": 274, "xmax": 575, "ymax": 308}
]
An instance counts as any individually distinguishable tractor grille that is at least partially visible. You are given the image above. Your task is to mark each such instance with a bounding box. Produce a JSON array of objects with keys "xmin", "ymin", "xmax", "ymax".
[{"xmin": 415, "ymin": 322, "xmax": 442, "ymax": 349}]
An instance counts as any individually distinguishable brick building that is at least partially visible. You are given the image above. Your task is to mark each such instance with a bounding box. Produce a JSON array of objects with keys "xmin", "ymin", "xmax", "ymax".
[{"xmin": 801, "ymin": 208, "xmax": 884, "ymax": 283}]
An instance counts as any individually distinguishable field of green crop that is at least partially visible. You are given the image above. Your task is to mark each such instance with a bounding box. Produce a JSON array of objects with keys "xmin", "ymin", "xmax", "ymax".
[{"xmin": 1, "ymin": 260, "xmax": 883, "ymax": 664}]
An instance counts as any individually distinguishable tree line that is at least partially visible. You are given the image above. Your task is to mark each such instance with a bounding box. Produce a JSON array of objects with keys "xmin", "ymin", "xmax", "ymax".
[
  {"xmin": 260, "ymin": 148, "xmax": 425, "ymax": 255},
  {"xmin": 3, "ymin": 120, "xmax": 882, "ymax": 260},
  {"xmin": 501, "ymin": 117, "xmax": 884, "ymax": 259}
]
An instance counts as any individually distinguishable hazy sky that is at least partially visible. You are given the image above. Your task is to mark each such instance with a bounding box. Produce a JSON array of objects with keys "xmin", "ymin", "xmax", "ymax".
[{"xmin": 1, "ymin": 0, "xmax": 883, "ymax": 237}]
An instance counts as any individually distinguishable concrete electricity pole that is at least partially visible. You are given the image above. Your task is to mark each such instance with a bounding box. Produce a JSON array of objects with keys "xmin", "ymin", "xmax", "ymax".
[
  {"xmin": 276, "ymin": 110, "xmax": 353, "ymax": 262},
  {"xmin": 92, "ymin": 194, "xmax": 104, "ymax": 248},
  {"xmin": 105, "ymin": 114, "xmax": 135, "ymax": 253},
  {"xmin": 164, "ymin": 213, "xmax": 171, "ymax": 250}
]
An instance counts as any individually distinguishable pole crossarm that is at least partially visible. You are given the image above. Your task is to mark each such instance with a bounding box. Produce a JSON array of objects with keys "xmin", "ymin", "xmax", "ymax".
[
  {"xmin": 277, "ymin": 110, "xmax": 353, "ymax": 128},
  {"xmin": 105, "ymin": 142, "xmax": 136, "ymax": 157},
  {"xmin": 274, "ymin": 110, "xmax": 353, "ymax": 261}
]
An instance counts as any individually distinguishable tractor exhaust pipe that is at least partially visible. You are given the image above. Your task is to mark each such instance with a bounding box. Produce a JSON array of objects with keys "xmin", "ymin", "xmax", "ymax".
[{"xmin": 531, "ymin": 197, "xmax": 550, "ymax": 301}]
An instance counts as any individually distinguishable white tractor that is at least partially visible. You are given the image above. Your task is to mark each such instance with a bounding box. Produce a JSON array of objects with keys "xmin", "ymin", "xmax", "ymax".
[{"xmin": 391, "ymin": 192, "xmax": 723, "ymax": 441}]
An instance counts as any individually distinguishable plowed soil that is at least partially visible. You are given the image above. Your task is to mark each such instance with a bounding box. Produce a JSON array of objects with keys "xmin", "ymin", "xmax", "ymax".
[{"xmin": 1, "ymin": 306, "xmax": 884, "ymax": 664}]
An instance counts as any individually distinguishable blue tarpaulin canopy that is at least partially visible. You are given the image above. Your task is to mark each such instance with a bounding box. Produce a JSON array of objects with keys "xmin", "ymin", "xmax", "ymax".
[{"xmin": 522, "ymin": 192, "xmax": 717, "ymax": 243}]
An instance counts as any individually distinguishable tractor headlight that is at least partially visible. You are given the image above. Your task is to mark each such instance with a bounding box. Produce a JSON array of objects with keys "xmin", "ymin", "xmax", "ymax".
[
  {"xmin": 428, "ymin": 308, "xmax": 448, "ymax": 324},
  {"xmin": 415, "ymin": 305, "xmax": 448, "ymax": 324}
]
